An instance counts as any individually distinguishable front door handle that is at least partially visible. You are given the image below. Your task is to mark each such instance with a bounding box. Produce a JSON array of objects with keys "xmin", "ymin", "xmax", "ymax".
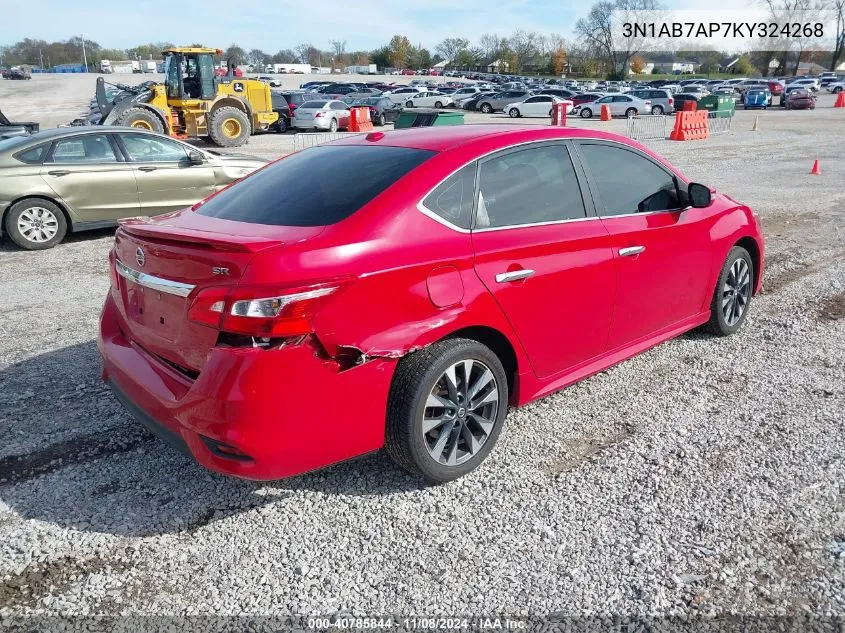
[
  {"xmin": 619, "ymin": 246, "xmax": 646, "ymax": 257},
  {"xmin": 495, "ymin": 269, "xmax": 535, "ymax": 283},
  {"xmin": 47, "ymin": 170, "xmax": 70, "ymax": 176},
  {"xmin": 138, "ymin": 166, "xmax": 158, "ymax": 172}
]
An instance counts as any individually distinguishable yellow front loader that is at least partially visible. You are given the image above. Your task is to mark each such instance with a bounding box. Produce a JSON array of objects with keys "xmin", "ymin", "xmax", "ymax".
[{"xmin": 98, "ymin": 47, "xmax": 277, "ymax": 147}]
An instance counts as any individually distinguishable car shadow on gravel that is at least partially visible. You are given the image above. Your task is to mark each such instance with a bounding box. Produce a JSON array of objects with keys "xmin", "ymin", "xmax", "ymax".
[{"xmin": 0, "ymin": 341, "xmax": 422, "ymax": 537}]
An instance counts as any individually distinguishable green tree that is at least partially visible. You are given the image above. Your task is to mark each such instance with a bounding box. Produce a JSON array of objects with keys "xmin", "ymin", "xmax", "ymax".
[
  {"xmin": 388, "ymin": 35, "xmax": 412, "ymax": 69},
  {"xmin": 370, "ymin": 46, "xmax": 391, "ymax": 69},
  {"xmin": 435, "ymin": 37, "xmax": 469, "ymax": 64},
  {"xmin": 223, "ymin": 44, "xmax": 246, "ymax": 64},
  {"xmin": 735, "ymin": 54, "xmax": 756, "ymax": 75}
]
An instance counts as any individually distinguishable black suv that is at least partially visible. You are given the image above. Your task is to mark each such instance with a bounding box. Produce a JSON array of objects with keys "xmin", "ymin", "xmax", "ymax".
[{"xmin": 270, "ymin": 91, "xmax": 319, "ymax": 133}]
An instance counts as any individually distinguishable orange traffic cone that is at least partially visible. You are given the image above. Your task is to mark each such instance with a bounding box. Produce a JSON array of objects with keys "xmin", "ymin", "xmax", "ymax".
[
  {"xmin": 810, "ymin": 159, "xmax": 821, "ymax": 175},
  {"xmin": 835, "ymin": 91, "xmax": 845, "ymax": 108},
  {"xmin": 600, "ymin": 104, "xmax": 611, "ymax": 121}
]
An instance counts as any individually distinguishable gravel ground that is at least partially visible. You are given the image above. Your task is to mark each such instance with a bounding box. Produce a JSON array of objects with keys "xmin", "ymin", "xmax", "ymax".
[{"xmin": 0, "ymin": 76, "xmax": 843, "ymax": 622}]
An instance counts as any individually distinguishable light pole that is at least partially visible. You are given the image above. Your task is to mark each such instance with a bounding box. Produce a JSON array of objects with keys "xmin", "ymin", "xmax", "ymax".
[{"xmin": 80, "ymin": 34, "xmax": 88, "ymax": 72}]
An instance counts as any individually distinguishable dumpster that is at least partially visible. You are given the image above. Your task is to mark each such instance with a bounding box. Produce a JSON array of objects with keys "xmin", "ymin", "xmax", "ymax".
[
  {"xmin": 699, "ymin": 94, "xmax": 735, "ymax": 118},
  {"xmin": 394, "ymin": 108, "xmax": 464, "ymax": 129}
]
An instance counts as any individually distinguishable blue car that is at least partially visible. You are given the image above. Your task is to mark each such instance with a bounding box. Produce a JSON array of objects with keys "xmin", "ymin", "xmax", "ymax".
[{"xmin": 743, "ymin": 88, "xmax": 771, "ymax": 109}]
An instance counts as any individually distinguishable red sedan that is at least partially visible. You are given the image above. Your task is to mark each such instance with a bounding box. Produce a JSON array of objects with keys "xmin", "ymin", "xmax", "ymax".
[{"xmin": 99, "ymin": 125, "xmax": 765, "ymax": 483}]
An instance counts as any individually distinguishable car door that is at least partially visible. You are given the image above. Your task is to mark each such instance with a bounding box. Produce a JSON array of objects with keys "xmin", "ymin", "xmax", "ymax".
[
  {"xmin": 470, "ymin": 142, "xmax": 617, "ymax": 379},
  {"xmin": 115, "ymin": 132, "xmax": 215, "ymax": 216},
  {"xmin": 524, "ymin": 95, "xmax": 552, "ymax": 116},
  {"xmin": 610, "ymin": 95, "xmax": 632, "ymax": 115},
  {"xmin": 573, "ymin": 141, "xmax": 715, "ymax": 349},
  {"xmin": 40, "ymin": 132, "xmax": 139, "ymax": 223}
]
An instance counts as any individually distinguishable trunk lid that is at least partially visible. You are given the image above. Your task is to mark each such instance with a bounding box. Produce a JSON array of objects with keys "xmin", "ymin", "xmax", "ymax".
[{"xmin": 111, "ymin": 211, "xmax": 324, "ymax": 373}]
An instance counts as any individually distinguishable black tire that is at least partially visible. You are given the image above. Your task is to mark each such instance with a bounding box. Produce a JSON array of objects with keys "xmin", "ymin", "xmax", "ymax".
[
  {"xmin": 651, "ymin": 105, "xmax": 663, "ymax": 115},
  {"xmin": 406, "ymin": 100, "xmax": 414, "ymax": 107},
  {"xmin": 434, "ymin": 101, "xmax": 443, "ymax": 108},
  {"xmin": 702, "ymin": 246, "xmax": 754, "ymax": 336},
  {"xmin": 116, "ymin": 107, "xmax": 165, "ymax": 134},
  {"xmin": 385, "ymin": 338, "xmax": 509, "ymax": 483},
  {"xmin": 208, "ymin": 106, "xmax": 251, "ymax": 147},
  {"xmin": 377, "ymin": 113, "xmax": 386, "ymax": 126},
  {"xmin": 276, "ymin": 116, "xmax": 288, "ymax": 133},
  {"xmin": 625, "ymin": 107, "xmax": 637, "ymax": 117},
  {"xmin": 480, "ymin": 103, "xmax": 493, "ymax": 114},
  {"xmin": 329, "ymin": 117, "xmax": 338, "ymax": 132},
  {"xmin": 580, "ymin": 107, "xmax": 592, "ymax": 118},
  {"xmin": 5, "ymin": 198, "xmax": 67, "ymax": 250},
  {"xmin": 508, "ymin": 108, "xmax": 520, "ymax": 118},
  {"xmin": 834, "ymin": 86, "xmax": 843, "ymax": 93}
]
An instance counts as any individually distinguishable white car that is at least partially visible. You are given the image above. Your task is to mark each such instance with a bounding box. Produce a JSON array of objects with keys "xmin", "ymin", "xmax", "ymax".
[
  {"xmin": 505, "ymin": 95, "xmax": 573, "ymax": 118},
  {"xmin": 787, "ymin": 78, "xmax": 820, "ymax": 92},
  {"xmin": 572, "ymin": 93, "xmax": 652, "ymax": 118},
  {"xmin": 384, "ymin": 86, "xmax": 426, "ymax": 104},
  {"xmin": 291, "ymin": 99, "xmax": 350, "ymax": 132},
  {"xmin": 403, "ymin": 91, "xmax": 453, "ymax": 108},
  {"xmin": 684, "ymin": 85, "xmax": 710, "ymax": 97},
  {"xmin": 451, "ymin": 86, "xmax": 483, "ymax": 101},
  {"xmin": 827, "ymin": 81, "xmax": 845, "ymax": 93}
]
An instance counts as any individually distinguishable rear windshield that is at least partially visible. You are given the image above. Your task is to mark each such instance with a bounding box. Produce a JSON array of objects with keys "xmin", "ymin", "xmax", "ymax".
[
  {"xmin": 197, "ymin": 145, "xmax": 435, "ymax": 226},
  {"xmin": 300, "ymin": 100, "xmax": 328, "ymax": 109}
]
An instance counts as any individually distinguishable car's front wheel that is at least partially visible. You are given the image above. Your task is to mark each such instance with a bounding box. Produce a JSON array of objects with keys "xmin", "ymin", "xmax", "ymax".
[
  {"xmin": 480, "ymin": 103, "xmax": 493, "ymax": 114},
  {"xmin": 580, "ymin": 107, "xmax": 592, "ymax": 118},
  {"xmin": 625, "ymin": 107, "xmax": 637, "ymax": 117},
  {"xmin": 377, "ymin": 113, "xmax": 386, "ymax": 126},
  {"xmin": 508, "ymin": 108, "xmax": 520, "ymax": 118},
  {"xmin": 702, "ymin": 246, "xmax": 754, "ymax": 336},
  {"xmin": 406, "ymin": 100, "xmax": 414, "ymax": 108},
  {"xmin": 5, "ymin": 198, "xmax": 67, "ymax": 250},
  {"xmin": 385, "ymin": 338, "xmax": 509, "ymax": 483}
]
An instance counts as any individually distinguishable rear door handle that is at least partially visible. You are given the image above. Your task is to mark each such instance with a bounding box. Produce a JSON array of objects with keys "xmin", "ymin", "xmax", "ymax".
[
  {"xmin": 138, "ymin": 166, "xmax": 157, "ymax": 172},
  {"xmin": 47, "ymin": 170, "xmax": 70, "ymax": 176},
  {"xmin": 619, "ymin": 246, "xmax": 646, "ymax": 257},
  {"xmin": 495, "ymin": 269, "xmax": 535, "ymax": 283}
]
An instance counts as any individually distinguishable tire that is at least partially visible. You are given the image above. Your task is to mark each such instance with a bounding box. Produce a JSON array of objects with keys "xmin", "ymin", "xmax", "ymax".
[
  {"xmin": 377, "ymin": 113, "xmax": 386, "ymax": 126},
  {"xmin": 208, "ymin": 106, "xmax": 251, "ymax": 147},
  {"xmin": 508, "ymin": 108, "xmax": 520, "ymax": 118},
  {"xmin": 651, "ymin": 105, "xmax": 663, "ymax": 115},
  {"xmin": 625, "ymin": 108, "xmax": 636, "ymax": 117},
  {"xmin": 329, "ymin": 118, "xmax": 338, "ymax": 132},
  {"xmin": 834, "ymin": 87, "xmax": 843, "ymax": 93},
  {"xmin": 116, "ymin": 107, "xmax": 165, "ymax": 133},
  {"xmin": 580, "ymin": 107, "xmax": 592, "ymax": 118},
  {"xmin": 434, "ymin": 101, "xmax": 443, "ymax": 108},
  {"xmin": 702, "ymin": 246, "xmax": 754, "ymax": 336},
  {"xmin": 276, "ymin": 116, "xmax": 288, "ymax": 133},
  {"xmin": 5, "ymin": 198, "xmax": 67, "ymax": 250},
  {"xmin": 385, "ymin": 338, "xmax": 509, "ymax": 483},
  {"xmin": 406, "ymin": 100, "xmax": 414, "ymax": 107},
  {"xmin": 480, "ymin": 103, "xmax": 493, "ymax": 114}
]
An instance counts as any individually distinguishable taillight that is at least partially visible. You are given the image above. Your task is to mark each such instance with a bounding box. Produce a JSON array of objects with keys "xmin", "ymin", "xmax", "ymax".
[
  {"xmin": 187, "ymin": 282, "xmax": 346, "ymax": 337},
  {"xmin": 668, "ymin": 98, "xmax": 674, "ymax": 105},
  {"xmin": 108, "ymin": 249, "xmax": 119, "ymax": 290},
  {"xmin": 314, "ymin": 112, "xmax": 323, "ymax": 118}
]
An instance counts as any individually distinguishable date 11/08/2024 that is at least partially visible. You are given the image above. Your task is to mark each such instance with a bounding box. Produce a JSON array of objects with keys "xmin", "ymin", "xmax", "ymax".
[{"xmin": 302, "ymin": 616, "xmax": 527, "ymax": 630}]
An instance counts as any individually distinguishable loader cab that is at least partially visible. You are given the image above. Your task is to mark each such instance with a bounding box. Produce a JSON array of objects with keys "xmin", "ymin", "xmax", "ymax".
[{"xmin": 162, "ymin": 49, "xmax": 216, "ymax": 101}]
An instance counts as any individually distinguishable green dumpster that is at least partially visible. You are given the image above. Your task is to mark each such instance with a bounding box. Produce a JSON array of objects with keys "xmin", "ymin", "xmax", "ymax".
[
  {"xmin": 699, "ymin": 95, "xmax": 735, "ymax": 118},
  {"xmin": 394, "ymin": 108, "xmax": 465, "ymax": 129}
]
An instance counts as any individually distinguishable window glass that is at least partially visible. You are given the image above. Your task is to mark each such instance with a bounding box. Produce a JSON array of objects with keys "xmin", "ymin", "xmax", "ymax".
[
  {"xmin": 579, "ymin": 144, "xmax": 682, "ymax": 216},
  {"xmin": 330, "ymin": 102, "xmax": 346, "ymax": 110},
  {"xmin": 120, "ymin": 133, "xmax": 188, "ymax": 162},
  {"xmin": 15, "ymin": 144, "xmax": 48, "ymax": 164},
  {"xmin": 49, "ymin": 134, "xmax": 117, "ymax": 163},
  {"xmin": 476, "ymin": 145, "xmax": 586, "ymax": 229},
  {"xmin": 422, "ymin": 163, "xmax": 476, "ymax": 229},
  {"xmin": 300, "ymin": 100, "xmax": 328, "ymax": 108}
]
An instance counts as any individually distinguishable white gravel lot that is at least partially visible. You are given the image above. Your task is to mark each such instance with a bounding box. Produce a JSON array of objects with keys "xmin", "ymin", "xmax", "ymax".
[{"xmin": 0, "ymin": 74, "xmax": 843, "ymax": 624}]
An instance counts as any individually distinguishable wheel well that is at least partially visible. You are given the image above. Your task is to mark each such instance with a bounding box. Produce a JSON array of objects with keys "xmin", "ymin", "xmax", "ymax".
[
  {"xmin": 2, "ymin": 195, "xmax": 72, "ymax": 237},
  {"xmin": 445, "ymin": 326, "xmax": 518, "ymax": 396},
  {"xmin": 735, "ymin": 236, "xmax": 761, "ymax": 290}
]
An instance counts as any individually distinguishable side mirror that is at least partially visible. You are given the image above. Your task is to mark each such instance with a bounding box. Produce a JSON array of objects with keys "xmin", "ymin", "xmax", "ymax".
[
  {"xmin": 188, "ymin": 151, "xmax": 204, "ymax": 166},
  {"xmin": 688, "ymin": 182, "xmax": 712, "ymax": 208}
]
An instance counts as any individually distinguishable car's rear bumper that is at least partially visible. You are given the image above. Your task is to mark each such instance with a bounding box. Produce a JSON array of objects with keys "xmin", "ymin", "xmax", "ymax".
[{"xmin": 98, "ymin": 295, "xmax": 393, "ymax": 480}]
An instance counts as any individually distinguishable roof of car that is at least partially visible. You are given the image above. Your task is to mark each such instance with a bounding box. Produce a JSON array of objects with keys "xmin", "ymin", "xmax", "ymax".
[
  {"xmin": 10, "ymin": 126, "xmax": 164, "ymax": 143},
  {"xmin": 331, "ymin": 124, "xmax": 644, "ymax": 153}
]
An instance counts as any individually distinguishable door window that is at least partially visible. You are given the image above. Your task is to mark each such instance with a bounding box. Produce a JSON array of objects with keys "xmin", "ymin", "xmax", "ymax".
[
  {"xmin": 421, "ymin": 163, "xmax": 476, "ymax": 229},
  {"xmin": 476, "ymin": 145, "xmax": 586, "ymax": 229},
  {"xmin": 579, "ymin": 144, "xmax": 682, "ymax": 216},
  {"xmin": 48, "ymin": 135, "xmax": 118, "ymax": 163},
  {"xmin": 120, "ymin": 133, "xmax": 188, "ymax": 163}
]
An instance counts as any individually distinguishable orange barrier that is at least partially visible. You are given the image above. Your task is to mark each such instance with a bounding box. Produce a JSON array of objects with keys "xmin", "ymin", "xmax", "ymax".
[
  {"xmin": 669, "ymin": 110, "xmax": 709, "ymax": 141},
  {"xmin": 682, "ymin": 100, "xmax": 697, "ymax": 111},
  {"xmin": 349, "ymin": 106, "xmax": 374, "ymax": 132},
  {"xmin": 551, "ymin": 102, "xmax": 567, "ymax": 126},
  {"xmin": 600, "ymin": 104, "xmax": 611, "ymax": 121},
  {"xmin": 835, "ymin": 92, "xmax": 845, "ymax": 108}
]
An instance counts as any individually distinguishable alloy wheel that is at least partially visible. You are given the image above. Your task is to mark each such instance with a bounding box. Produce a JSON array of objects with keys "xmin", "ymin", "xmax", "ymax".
[
  {"xmin": 422, "ymin": 359, "xmax": 499, "ymax": 466},
  {"xmin": 722, "ymin": 258, "xmax": 751, "ymax": 326},
  {"xmin": 17, "ymin": 207, "xmax": 59, "ymax": 243}
]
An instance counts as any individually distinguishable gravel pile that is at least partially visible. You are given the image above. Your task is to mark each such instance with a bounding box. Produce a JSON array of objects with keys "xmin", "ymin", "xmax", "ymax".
[{"xmin": 0, "ymin": 93, "xmax": 843, "ymax": 620}]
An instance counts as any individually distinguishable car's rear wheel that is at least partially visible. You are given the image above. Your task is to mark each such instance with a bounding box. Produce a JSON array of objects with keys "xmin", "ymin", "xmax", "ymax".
[
  {"xmin": 625, "ymin": 107, "xmax": 637, "ymax": 117},
  {"xmin": 385, "ymin": 338, "xmax": 508, "ymax": 483},
  {"xmin": 702, "ymin": 246, "xmax": 754, "ymax": 336},
  {"xmin": 276, "ymin": 116, "xmax": 288, "ymax": 133},
  {"xmin": 651, "ymin": 105, "xmax": 664, "ymax": 115},
  {"xmin": 5, "ymin": 198, "xmax": 67, "ymax": 250},
  {"xmin": 377, "ymin": 113, "xmax": 386, "ymax": 126},
  {"xmin": 580, "ymin": 107, "xmax": 592, "ymax": 118},
  {"xmin": 329, "ymin": 117, "xmax": 338, "ymax": 132},
  {"xmin": 508, "ymin": 108, "xmax": 520, "ymax": 118}
]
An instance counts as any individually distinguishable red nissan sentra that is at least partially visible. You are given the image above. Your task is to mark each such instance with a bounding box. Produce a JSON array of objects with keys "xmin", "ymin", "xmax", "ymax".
[{"xmin": 98, "ymin": 125, "xmax": 764, "ymax": 483}]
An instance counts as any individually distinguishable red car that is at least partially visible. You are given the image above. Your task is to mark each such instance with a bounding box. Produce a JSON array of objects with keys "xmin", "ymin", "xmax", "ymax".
[
  {"xmin": 767, "ymin": 81, "xmax": 784, "ymax": 95},
  {"xmin": 571, "ymin": 92, "xmax": 605, "ymax": 106},
  {"xmin": 99, "ymin": 125, "xmax": 765, "ymax": 483},
  {"xmin": 784, "ymin": 89, "xmax": 816, "ymax": 109}
]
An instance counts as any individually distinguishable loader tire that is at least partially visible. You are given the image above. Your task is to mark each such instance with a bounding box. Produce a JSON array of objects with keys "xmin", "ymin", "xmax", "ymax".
[
  {"xmin": 208, "ymin": 107, "xmax": 251, "ymax": 147},
  {"xmin": 117, "ymin": 107, "xmax": 165, "ymax": 134}
]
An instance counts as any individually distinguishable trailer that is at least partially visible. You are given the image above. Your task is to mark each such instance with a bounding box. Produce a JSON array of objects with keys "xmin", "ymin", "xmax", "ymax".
[
  {"xmin": 346, "ymin": 64, "xmax": 378, "ymax": 75},
  {"xmin": 267, "ymin": 63, "xmax": 312, "ymax": 74}
]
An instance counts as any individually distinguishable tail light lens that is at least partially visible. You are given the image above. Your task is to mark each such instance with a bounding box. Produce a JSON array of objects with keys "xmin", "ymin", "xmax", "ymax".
[
  {"xmin": 314, "ymin": 112, "xmax": 323, "ymax": 118},
  {"xmin": 668, "ymin": 98, "xmax": 674, "ymax": 105},
  {"xmin": 108, "ymin": 249, "xmax": 119, "ymax": 290},
  {"xmin": 187, "ymin": 282, "xmax": 346, "ymax": 337}
]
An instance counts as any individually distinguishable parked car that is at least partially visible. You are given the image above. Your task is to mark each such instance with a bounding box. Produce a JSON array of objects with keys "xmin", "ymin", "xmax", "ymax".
[
  {"xmin": 316, "ymin": 83, "xmax": 366, "ymax": 96},
  {"xmin": 712, "ymin": 87, "xmax": 741, "ymax": 103},
  {"xmin": 767, "ymin": 81, "xmax": 785, "ymax": 96},
  {"xmin": 573, "ymin": 93, "xmax": 652, "ymax": 118},
  {"xmin": 270, "ymin": 91, "xmax": 319, "ymax": 133},
  {"xmin": 384, "ymin": 86, "xmax": 426, "ymax": 104},
  {"xmin": 0, "ymin": 127, "xmax": 267, "ymax": 250},
  {"xmin": 783, "ymin": 88, "xmax": 816, "ymax": 110},
  {"xmin": 743, "ymin": 88, "xmax": 771, "ymax": 109},
  {"xmin": 786, "ymin": 78, "xmax": 819, "ymax": 92},
  {"xmin": 629, "ymin": 89, "xmax": 675, "ymax": 115},
  {"xmin": 350, "ymin": 96, "xmax": 403, "ymax": 126},
  {"xmin": 98, "ymin": 125, "xmax": 765, "ymax": 483},
  {"xmin": 4, "ymin": 68, "xmax": 32, "ymax": 80},
  {"xmin": 461, "ymin": 92, "xmax": 500, "ymax": 111},
  {"xmin": 571, "ymin": 92, "xmax": 605, "ymax": 107},
  {"xmin": 291, "ymin": 99, "xmax": 350, "ymax": 131},
  {"xmin": 672, "ymin": 93, "xmax": 700, "ymax": 109},
  {"xmin": 476, "ymin": 91, "xmax": 533, "ymax": 113},
  {"xmin": 827, "ymin": 81, "xmax": 845, "ymax": 93},
  {"xmin": 403, "ymin": 91, "xmax": 453, "ymax": 108},
  {"xmin": 537, "ymin": 88, "xmax": 576, "ymax": 100},
  {"xmin": 505, "ymin": 95, "xmax": 572, "ymax": 118},
  {"xmin": 257, "ymin": 76, "xmax": 282, "ymax": 88}
]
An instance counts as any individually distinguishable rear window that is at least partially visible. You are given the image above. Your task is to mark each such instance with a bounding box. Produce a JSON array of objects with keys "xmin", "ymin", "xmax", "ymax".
[
  {"xmin": 300, "ymin": 100, "xmax": 328, "ymax": 109},
  {"xmin": 14, "ymin": 143, "xmax": 48, "ymax": 164},
  {"xmin": 196, "ymin": 145, "xmax": 435, "ymax": 226}
]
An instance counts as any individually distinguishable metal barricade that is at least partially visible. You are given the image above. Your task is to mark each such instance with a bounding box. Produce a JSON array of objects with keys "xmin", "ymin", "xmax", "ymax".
[
  {"xmin": 624, "ymin": 115, "xmax": 670, "ymax": 141},
  {"xmin": 707, "ymin": 111, "xmax": 733, "ymax": 135},
  {"xmin": 293, "ymin": 132, "xmax": 366, "ymax": 151}
]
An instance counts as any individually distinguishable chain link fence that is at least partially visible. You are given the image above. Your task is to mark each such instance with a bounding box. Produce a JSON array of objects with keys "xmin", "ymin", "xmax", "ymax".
[{"xmin": 293, "ymin": 132, "xmax": 366, "ymax": 152}]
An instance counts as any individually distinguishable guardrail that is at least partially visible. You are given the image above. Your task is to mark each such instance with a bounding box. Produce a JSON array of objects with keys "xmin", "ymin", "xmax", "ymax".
[
  {"xmin": 293, "ymin": 132, "xmax": 366, "ymax": 152},
  {"xmin": 625, "ymin": 115, "xmax": 670, "ymax": 141}
]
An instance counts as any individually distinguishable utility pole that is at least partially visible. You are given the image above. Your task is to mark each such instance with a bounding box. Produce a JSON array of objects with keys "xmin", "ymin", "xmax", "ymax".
[
  {"xmin": 39, "ymin": 48, "xmax": 44, "ymax": 69},
  {"xmin": 80, "ymin": 34, "xmax": 88, "ymax": 71}
]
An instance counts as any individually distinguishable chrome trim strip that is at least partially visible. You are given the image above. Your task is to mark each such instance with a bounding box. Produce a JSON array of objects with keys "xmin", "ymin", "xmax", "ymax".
[{"xmin": 115, "ymin": 259, "xmax": 196, "ymax": 298}]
